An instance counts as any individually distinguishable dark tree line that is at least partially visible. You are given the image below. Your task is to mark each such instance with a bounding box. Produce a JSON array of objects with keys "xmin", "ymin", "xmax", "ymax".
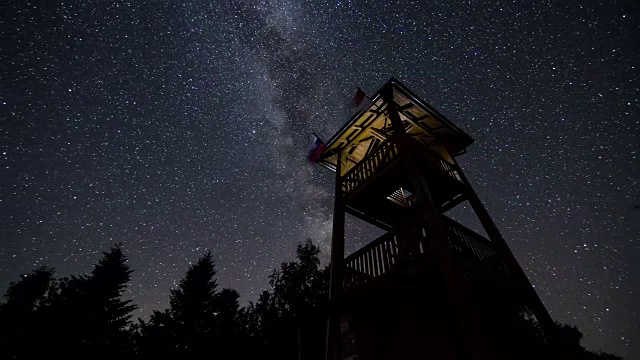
[
  {"xmin": 0, "ymin": 244, "xmax": 135, "ymax": 359},
  {"xmin": 0, "ymin": 241, "xmax": 621, "ymax": 360}
]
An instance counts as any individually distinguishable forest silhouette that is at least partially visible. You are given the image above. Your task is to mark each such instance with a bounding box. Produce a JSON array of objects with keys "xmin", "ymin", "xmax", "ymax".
[{"xmin": 0, "ymin": 241, "xmax": 622, "ymax": 360}]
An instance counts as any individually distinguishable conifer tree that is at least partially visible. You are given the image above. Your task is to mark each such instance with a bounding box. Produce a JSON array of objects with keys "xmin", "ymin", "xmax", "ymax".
[
  {"xmin": 89, "ymin": 244, "xmax": 137, "ymax": 353},
  {"xmin": 139, "ymin": 251, "xmax": 219, "ymax": 357},
  {"xmin": 45, "ymin": 244, "xmax": 136, "ymax": 358}
]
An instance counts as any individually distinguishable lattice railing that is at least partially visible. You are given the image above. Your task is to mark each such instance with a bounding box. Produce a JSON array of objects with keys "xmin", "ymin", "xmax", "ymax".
[
  {"xmin": 343, "ymin": 231, "xmax": 399, "ymax": 290},
  {"xmin": 341, "ymin": 140, "xmax": 398, "ymax": 195},
  {"xmin": 437, "ymin": 158, "xmax": 463, "ymax": 183},
  {"xmin": 340, "ymin": 138, "xmax": 464, "ymax": 198},
  {"xmin": 343, "ymin": 216, "xmax": 497, "ymax": 292},
  {"xmin": 442, "ymin": 217, "xmax": 496, "ymax": 261}
]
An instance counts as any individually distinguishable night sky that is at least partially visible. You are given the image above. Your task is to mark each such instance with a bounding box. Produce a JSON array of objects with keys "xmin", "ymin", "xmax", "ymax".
[{"xmin": 2, "ymin": 0, "xmax": 638, "ymax": 357}]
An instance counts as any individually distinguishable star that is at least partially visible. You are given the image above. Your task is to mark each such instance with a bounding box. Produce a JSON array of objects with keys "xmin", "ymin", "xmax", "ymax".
[{"xmin": 2, "ymin": 1, "xmax": 638, "ymax": 358}]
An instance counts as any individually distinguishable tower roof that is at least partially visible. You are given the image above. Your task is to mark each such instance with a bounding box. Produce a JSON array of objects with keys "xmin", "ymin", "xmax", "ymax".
[{"xmin": 318, "ymin": 78, "xmax": 474, "ymax": 172}]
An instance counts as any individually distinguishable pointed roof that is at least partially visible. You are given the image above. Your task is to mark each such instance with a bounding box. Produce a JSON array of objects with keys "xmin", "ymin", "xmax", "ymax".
[{"xmin": 318, "ymin": 78, "xmax": 474, "ymax": 172}]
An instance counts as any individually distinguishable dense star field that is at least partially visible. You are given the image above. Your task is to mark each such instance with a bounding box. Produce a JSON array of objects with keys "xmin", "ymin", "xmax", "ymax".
[{"xmin": 2, "ymin": 0, "xmax": 638, "ymax": 357}]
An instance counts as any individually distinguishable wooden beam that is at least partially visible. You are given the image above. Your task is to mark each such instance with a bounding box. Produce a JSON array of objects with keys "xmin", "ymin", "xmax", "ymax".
[
  {"xmin": 337, "ymin": 111, "xmax": 384, "ymax": 150},
  {"xmin": 450, "ymin": 158, "xmax": 556, "ymax": 337},
  {"xmin": 326, "ymin": 149, "xmax": 346, "ymax": 360},
  {"xmin": 396, "ymin": 102, "xmax": 415, "ymax": 111},
  {"xmin": 369, "ymin": 128, "xmax": 387, "ymax": 141},
  {"xmin": 345, "ymin": 205, "xmax": 392, "ymax": 232},
  {"xmin": 399, "ymin": 110, "xmax": 439, "ymax": 137}
]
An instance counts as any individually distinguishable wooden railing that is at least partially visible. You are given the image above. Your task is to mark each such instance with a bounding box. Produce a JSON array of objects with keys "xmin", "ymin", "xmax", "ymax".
[
  {"xmin": 437, "ymin": 159, "xmax": 463, "ymax": 183},
  {"xmin": 341, "ymin": 139, "xmax": 398, "ymax": 194},
  {"xmin": 442, "ymin": 217, "xmax": 496, "ymax": 261},
  {"xmin": 343, "ymin": 231, "xmax": 399, "ymax": 290},
  {"xmin": 414, "ymin": 140, "xmax": 463, "ymax": 185},
  {"xmin": 340, "ymin": 138, "xmax": 463, "ymax": 197},
  {"xmin": 343, "ymin": 216, "xmax": 497, "ymax": 291}
]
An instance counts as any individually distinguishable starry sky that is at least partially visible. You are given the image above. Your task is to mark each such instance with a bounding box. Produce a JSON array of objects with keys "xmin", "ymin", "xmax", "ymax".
[{"xmin": 2, "ymin": 0, "xmax": 638, "ymax": 357}]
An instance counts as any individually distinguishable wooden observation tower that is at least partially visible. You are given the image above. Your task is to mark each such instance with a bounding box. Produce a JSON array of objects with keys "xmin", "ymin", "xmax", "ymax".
[{"xmin": 316, "ymin": 79, "xmax": 554, "ymax": 360}]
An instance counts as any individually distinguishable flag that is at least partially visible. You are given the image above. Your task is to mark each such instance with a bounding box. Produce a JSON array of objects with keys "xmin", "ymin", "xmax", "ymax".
[
  {"xmin": 352, "ymin": 87, "xmax": 373, "ymax": 112},
  {"xmin": 352, "ymin": 87, "xmax": 367, "ymax": 107},
  {"xmin": 308, "ymin": 134, "xmax": 328, "ymax": 164}
]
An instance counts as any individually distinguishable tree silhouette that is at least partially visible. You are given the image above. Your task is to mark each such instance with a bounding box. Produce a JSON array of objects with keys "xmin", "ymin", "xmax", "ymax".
[
  {"xmin": 216, "ymin": 288, "xmax": 241, "ymax": 335},
  {"xmin": 0, "ymin": 241, "xmax": 623, "ymax": 360},
  {"xmin": 137, "ymin": 250, "xmax": 223, "ymax": 358},
  {"xmin": 270, "ymin": 239, "xmax": 328, "ymax": 314},
  {"xmin": 0, "ymin": 266, "xmax": 55, "ymax": 312},
  {"xmin": 250, "ymin": 239, "xmax": 330, "ymax": 360},
  {"xmin": 169, "ymin": 250, "xmax": 219, "ymax": 354},
  {"xmin": 0, "ymin": 245, "xmax": 136, "ymax": 359},
  {"xmin": 550, "ymin": 323, "xmax": 622, "ymax": 360},
  {"xmin": 241, "ymin": 288, "xmax": 284, "ymax": 359},
  {"xmin": 215, "ymin": 287, "xmax": 250, "ymax": 358},
  {"xmin": 0, "ymin": 266, "xmax": 56, "ymax": 359},
  {"xmin": 91, "ymin": 244, "xmax": 137, "ymax": 329},
  {"xmin": 135, "ymin": 309, "xmax": 178, "ymax": 358},
  {"xmin": 43, "ymin": 244, "xmax": 136, "ymax": 359}
]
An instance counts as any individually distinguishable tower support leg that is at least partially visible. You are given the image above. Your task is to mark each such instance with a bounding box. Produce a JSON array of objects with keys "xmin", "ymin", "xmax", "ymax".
[
  {"xmin": 326, "ymin": 150, "xmax": 345, "ymax": 360},
  {"xmin": 451, "ymin": 159, "xmax": 555, "ymax": 334}
]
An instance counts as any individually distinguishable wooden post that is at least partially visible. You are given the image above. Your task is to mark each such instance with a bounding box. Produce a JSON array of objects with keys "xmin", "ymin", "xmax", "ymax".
[
  {"xmin": 450, "ymin": 158, "xmax": 555, "ymax": 334},
  {"xmin": 326, "ymin": 149, "xmax": 345, "ymax": 360},
  {"xmin": 383, "ymin": 86, "xmax": 477, "ymax": 359}
]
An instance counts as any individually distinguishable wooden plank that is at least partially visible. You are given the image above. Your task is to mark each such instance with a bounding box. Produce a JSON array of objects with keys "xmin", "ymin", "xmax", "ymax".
[
  {"xmin": 383, "ymin": 242, "xmax": 392, "ymax": 270},
  {"xmin": 364, "ymin": 251, "xmax": 370, "ymax": 277},
  {"xmin": 375, "ymin": 245, "xmax": 383, "ymax": 274},
  {"xmin": 373, "ymin": 245, "xmax": 382, "ymax": 276}
]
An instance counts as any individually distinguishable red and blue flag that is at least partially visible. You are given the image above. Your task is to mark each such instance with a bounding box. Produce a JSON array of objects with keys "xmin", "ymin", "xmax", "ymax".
[{"xmin": 308, "ymin": 134, "xmax": 327, "ymax": 164}]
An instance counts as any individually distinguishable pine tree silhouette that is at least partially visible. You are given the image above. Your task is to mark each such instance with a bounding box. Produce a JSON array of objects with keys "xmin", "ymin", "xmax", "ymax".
[
  {"xmin": 216, "ymin": 288, "xmax": 241, "ymax": 333},
  {"xmin": 169, "ymin": 250, "xmax": 218, "ymax": 353},
  {"xmin": 138, "ymin": 250, "xmax": 220, "ymax": 358},
  {"xmin": 44, "ymin": 244, "xmax": 136, "ymax": 359},
  {"xmin": 89, "ymin": 244, "xmax": 137, "ymax": 354},
  {"xmin": 214, "ymin": 288, "xmax": 243, "ymax": 357},
  {"xmin": 0, "ymin": 241, "xmax": 624, "ymax": 360}
]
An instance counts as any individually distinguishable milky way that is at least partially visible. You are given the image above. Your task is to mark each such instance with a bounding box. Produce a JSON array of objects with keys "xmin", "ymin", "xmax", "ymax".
[{"xmin": 2, "ymin": 1, "xmax": 638, "ymax": 357}]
